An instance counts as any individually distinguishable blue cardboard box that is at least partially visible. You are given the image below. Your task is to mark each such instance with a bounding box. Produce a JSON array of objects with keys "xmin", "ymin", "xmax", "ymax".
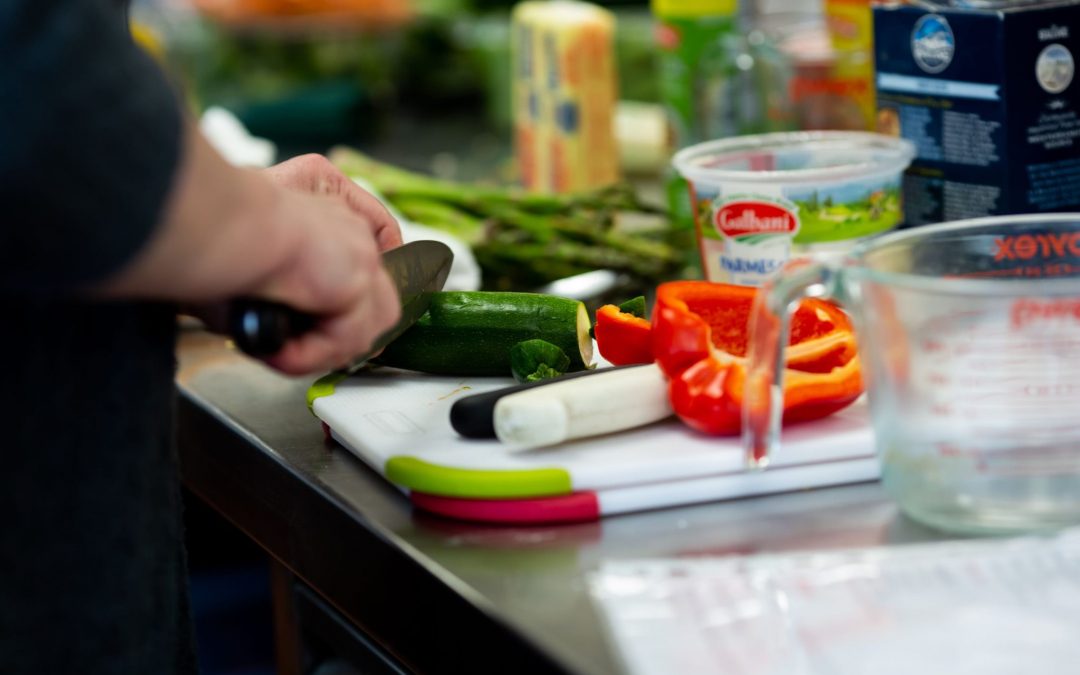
[{"xmin": 873, "ymin": 0, "xmax": 1080, "ymax": 225}]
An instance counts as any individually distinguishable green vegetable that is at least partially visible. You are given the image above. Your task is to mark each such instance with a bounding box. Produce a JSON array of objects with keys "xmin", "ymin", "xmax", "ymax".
[
  {"xmin": 390, "ymin": 196, "xmax": 485, "ymax": 246},
  {"xmin": 510, "ymin": 340, "xmax": 571, "ymax": 383},
  {"xmin": 617, "ymin": 295, "xmax": 647, "ymax": 319},
  {"xmin": 373, "ymin": 291, "xmax": 593, "ymax": 376},
  {"xmin": 329, "ymin": 147, "xmax": 690, "ymax": 291}
]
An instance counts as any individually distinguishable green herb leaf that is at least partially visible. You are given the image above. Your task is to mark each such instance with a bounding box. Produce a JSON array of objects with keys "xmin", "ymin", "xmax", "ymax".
[
  {"xmin": 510, "ymin": 339, "xmax": 571, "ymax": 383},
  {"xmin": 526, "ymin": 364, "xmax": 563, "ymax": 382}
]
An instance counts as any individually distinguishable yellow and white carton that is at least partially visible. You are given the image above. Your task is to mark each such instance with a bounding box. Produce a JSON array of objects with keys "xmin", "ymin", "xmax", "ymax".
[{"xmin": 512, "ymin": 1, "xmax": 619, "ymax": 193}]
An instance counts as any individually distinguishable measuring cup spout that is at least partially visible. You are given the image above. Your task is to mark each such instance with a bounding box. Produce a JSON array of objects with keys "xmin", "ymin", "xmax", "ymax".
[
  {"xmin": 742, "ymin": 260, "xmax": 842, "ymax": 469},
  {"xmin": 742, "ymin": 297, "xmax": 785, "ymax": 469}
]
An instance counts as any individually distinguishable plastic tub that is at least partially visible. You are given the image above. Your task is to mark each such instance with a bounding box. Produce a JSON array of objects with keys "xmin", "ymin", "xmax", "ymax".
[{"xmin": 673, "ymin": 131, "xmax": 915, "ymax": 286}]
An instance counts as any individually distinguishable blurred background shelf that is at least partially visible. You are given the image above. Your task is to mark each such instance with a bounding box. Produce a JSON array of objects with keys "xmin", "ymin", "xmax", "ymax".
[{"xmin": 138, "ymin": 0, "xmax": 661, "ymax": 164}]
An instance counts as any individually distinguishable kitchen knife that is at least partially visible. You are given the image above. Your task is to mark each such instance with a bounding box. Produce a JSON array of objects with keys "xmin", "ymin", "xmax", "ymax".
[
  {"xmin": 450, "ymin": 364, "xmax": 640, "ymax": 439},
  {"xmin": 492, "ymin": 363, "xmax": 672, "ymax": 449},
  {"xmin": 228, "ymin": 239, "xmax": 454, "ymax": 373},
  {"xmin": 450, "ymin": 363, "xmax": 673, "ymax": 449}
]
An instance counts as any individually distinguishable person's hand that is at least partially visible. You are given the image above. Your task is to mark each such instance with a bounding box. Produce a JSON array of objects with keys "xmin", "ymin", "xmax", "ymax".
[
  {"xmin": 246, "ymin": 154, "xmax": 403, "ymax": 374},
  {"xmin": 245, "ymin": 186, "xmax": 403, "ymax": 375},
  {"xmin": 263, "ymin": 153, "xmax": 402, "ymax": 252},
  {"xmin": 99, "ymin": 133, "xmax": 407, "ymax": 374}
]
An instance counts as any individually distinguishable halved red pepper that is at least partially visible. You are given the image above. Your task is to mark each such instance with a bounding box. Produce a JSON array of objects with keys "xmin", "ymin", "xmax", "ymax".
[
  {"xmin": 594, "ymin": 304, "xmax": 652, "ymax": 365},
  {"xmin": 652, "ymin": 281, "xmax": 863, "ymax": 435}
]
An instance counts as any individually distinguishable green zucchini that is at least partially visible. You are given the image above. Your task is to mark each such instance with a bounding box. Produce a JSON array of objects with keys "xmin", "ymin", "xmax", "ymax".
[{"xmin": 373, "ymin": 291, "xmax": 593, "ymax": 376}]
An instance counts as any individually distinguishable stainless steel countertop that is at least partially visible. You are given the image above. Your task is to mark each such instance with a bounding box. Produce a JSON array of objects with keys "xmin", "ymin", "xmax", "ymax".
[{"xmin": 175, "ymin": 325, "xmax": 962, "ymax": 675}]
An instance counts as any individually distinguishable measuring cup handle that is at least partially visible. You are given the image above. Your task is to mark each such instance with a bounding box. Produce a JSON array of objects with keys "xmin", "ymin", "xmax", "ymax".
[{"xmin": 742, "ymin": 260, "xmax": 841, "ymax": 470}]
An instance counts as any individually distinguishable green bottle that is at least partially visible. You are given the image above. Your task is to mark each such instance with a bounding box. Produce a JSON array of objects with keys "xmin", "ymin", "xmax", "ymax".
[{"xmin": 651, "ymin": 0, "xmax": 739, "ymax": 278}]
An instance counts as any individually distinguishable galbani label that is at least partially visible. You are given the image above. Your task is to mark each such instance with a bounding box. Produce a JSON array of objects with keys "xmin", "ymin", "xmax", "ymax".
[{"xmin": 714, "ymin": 201, "xmax": 799, "ymax": 238}]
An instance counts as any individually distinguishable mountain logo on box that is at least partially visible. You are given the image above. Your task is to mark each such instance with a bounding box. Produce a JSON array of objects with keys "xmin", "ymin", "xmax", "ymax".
[
  {"xmin": 912, "ymin": 14, "xmax": 955, "ymax": 74},
  {"xmin": 1037, "ymin": 43, "xmax": 1074, "ymax": 94},
  {"xmin": 714, "ymin": 200, "xmax": 799, "ymax": 238}
]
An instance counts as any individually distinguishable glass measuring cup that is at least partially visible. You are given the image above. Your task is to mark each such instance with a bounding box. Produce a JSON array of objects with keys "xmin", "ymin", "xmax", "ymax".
[{"xmin": 743, "ymin": 214, "xmax": 1080, "ymax": 535}]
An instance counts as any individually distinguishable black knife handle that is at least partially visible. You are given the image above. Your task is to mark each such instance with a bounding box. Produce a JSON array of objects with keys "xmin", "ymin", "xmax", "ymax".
[
  {"xmin": 228, "ymin": 298, "xmax": 318, "ymax": 357},
  {"xmin": 450, "ymin": 364, "xmax": 639, "ymax": 439}
]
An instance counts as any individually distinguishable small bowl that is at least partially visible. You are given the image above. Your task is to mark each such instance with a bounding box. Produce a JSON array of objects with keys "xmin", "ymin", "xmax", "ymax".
[{"xmin": 673, "ymin": 131, "xmax": 915, "ymax": 285}]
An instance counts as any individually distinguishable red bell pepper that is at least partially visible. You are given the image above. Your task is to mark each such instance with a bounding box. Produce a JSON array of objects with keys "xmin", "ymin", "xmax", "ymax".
[
  {"xmin": 652, "ymin": 281, "xmax": 863, "ymax": 435},
  {"xmin": 594, "ymin": 304, "xmax": 652, "ymax": 365}
]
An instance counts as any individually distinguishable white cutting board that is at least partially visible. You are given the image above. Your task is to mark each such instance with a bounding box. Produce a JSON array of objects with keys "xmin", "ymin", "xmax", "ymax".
[{"xmin": 311, "ymin": 367, "xmax": 881, "ymax": 507}]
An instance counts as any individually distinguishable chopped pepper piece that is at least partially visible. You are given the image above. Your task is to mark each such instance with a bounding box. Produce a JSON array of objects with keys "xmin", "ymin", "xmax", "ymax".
[
  {"xmin": 652, "ymin": 281, "xmax": 863, "ymax": 435},
  {"xmin": 594, "ymin": 296, "xmax": 653, "ymax": 366}
]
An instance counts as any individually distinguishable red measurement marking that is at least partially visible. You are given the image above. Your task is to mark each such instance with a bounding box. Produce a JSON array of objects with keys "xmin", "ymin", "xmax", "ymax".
[
  {"xmin": 937, "ymin": 443, "xmax": 982, "ymax": 458},
  {"xmin": 1011, "ymin": 298, "xmax": 1080, "ymax": 329},
  {"xmin": 930, "ymin": 403, "xmax": 953, "ymax": 416},
  {"xmin": 922, "ymin": 339, "xmax": 945, "ymax": 353}
]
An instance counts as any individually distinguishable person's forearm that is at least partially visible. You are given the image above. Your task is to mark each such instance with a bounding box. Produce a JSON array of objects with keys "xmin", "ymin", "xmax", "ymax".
[{"xmin": 96, "ymin": 123, "xmax": 297, "ymax": 301}]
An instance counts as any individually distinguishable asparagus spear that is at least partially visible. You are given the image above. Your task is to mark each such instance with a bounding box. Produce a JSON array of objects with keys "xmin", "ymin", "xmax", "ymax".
[
  {"xmin": 390, "ymin": 196, "xmax": 486, "ymax": 246},
  {"xmin": 331, "ymin": 146, "xmax": 663, "ymax": 216},
  {"xmin": 331, "ymin": 146, "xmax": 578, "ymax": 213},
  {"xmin": 328, "ymin": 146, "xmax": 683, "ymax": 290}
]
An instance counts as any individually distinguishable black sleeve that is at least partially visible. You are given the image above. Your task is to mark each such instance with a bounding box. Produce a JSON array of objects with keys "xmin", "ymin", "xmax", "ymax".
[{"xmin": 0, "ymin": 1, "xmax": 183, "ymax": 295}]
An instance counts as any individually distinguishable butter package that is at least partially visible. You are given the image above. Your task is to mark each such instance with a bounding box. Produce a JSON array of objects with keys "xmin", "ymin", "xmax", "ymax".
[
  {"xmin": 512, "ymin": 1, "xmax": 619, "ymax": 193},
  {"xmin": 873, "ymin": 0, "xmax": 1080, "ymax": 225}
]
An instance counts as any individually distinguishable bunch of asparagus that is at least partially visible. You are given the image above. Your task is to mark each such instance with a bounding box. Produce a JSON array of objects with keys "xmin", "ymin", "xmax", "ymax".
[{"xmin": 329, "ymin": 147, "xmax": 688, "ymax": 291}]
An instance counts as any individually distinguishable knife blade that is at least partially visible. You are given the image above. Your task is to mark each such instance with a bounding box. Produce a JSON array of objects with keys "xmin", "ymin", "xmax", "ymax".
[{"xmin": 228, "ymin": 239, "xmax": 454, "ymax": 373}]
